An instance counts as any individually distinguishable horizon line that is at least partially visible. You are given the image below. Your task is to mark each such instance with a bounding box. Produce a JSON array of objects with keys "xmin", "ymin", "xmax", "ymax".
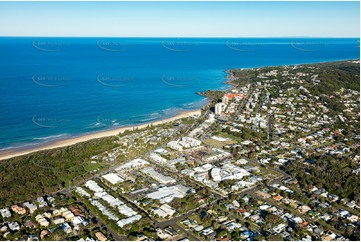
[{"xmin": 0, "ymin": 35, "xmax": 360, "ymax": 38}]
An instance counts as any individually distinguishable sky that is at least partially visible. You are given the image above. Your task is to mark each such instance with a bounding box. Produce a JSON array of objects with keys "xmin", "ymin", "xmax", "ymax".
[{"xmin": 0, "ymin": 1, "xmax": 359, "ymax": 37}]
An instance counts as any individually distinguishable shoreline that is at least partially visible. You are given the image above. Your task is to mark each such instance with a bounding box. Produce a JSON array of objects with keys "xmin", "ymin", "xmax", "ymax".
[
  {"xmin": 224, "ymin": 58, "xmax": 360, "ymax": 72},
  {"xmin": 0, "ymin": 109, "xmax": 202, "ymax": 161},
  {"xmin": 1, "ymin": 59, "xmax": 358, "ymax": 161}
]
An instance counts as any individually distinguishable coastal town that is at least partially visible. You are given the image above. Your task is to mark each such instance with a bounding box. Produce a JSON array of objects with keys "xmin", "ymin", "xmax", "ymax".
[{"xmin": 0, "ymin": 60, "xmax": 359, "ymax": 241}]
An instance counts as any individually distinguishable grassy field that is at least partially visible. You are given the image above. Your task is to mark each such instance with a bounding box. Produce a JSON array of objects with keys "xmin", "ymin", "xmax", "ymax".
[{"xmin": 202, "ymin": 137, "xmax": 237, "ymax": 148}]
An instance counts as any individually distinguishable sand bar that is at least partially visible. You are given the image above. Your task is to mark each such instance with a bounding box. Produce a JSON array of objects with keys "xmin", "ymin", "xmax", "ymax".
[{"xmin": 0, "ymin": 109, "xmax": 202, "ymax": 161}]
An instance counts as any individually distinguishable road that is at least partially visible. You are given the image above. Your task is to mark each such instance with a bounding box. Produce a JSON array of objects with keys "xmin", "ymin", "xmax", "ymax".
[
  {"xmin": 155, "ymin": 206, "xmax": 203, "ymax": 241},
  {"xmin": 73, "ymin": 201, "xmax": 127, "ymax": 241},
  {"xmin": 250, "ymin": 189, "xmax": 345, "ymax": 237},
  {"xmin": 154, "ymin": 162, "xmax": 290, "ymax": 241},
  {"xmin": 59, "ymin": 150, "xmax": 289, "ymax": 241},
  {"xmin": 235, "ymin": 84, "xmax": 253, "ymax": 118},
  {"xmin": 268, "ymin": 114, "xmax": 273, "ymax": 141},
  {"xmin": 57, "ymin": 95, "xmax": 295, "ymax": 241}
]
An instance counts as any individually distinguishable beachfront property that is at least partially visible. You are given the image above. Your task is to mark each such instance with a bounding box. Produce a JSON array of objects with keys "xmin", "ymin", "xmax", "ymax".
[
  {"xmin": 215, "ymin": 93, "xmax": 247, "ymax": 115},
  {"xmin": 1, "ymin": 61, "xmax": 359, "ymax": 241},
  {"xmin": 215, "ymin": 103, "xmax": 225, "ymax": 115}
]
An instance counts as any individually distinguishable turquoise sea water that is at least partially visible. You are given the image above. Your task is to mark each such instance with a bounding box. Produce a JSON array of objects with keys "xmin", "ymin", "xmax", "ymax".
[{"xmin": 0, "ymin": 37, "xmax": 359, "ymax": 150}]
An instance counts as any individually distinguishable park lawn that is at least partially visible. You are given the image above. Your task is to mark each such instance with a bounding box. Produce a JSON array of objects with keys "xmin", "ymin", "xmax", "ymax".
[{"xmin": 203, "ymin": 137, "xmax": 237, "ymax": 148}]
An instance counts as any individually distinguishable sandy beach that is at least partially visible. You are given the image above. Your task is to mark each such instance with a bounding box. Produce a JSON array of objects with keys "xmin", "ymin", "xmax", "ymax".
[{"xmin": 0, "ymin": 109, "xmax": 202, "ymax": 161}]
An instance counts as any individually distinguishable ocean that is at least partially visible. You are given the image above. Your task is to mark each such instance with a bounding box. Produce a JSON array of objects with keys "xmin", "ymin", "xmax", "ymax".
[{"xmin": 0, "ymin": 37, "xmax": 359, "ymax": 151}]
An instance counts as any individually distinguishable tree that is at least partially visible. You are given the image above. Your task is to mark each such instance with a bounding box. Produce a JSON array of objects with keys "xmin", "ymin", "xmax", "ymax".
[
  {"xmin": 253, "ymin": 234, "xmax": 266, "ymax": 241},
  {"xmin": 231, "ymin": 230, "xmax": 240, "ymax": 240},
  {"xmin": 267, "ymin": 234, "xmax": 283, "ymax": 241},
  {"xmin": 265, "ymin": 213, "xmax": 284, "ymax": 228}
]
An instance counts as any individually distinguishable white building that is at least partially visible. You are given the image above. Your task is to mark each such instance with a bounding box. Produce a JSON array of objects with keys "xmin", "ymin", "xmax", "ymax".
[
  {"xmin": 167, "ymin": 141, "xmax": 183, "ymax": 151},
  {"xmin": 75, "ymin": 187, "xmax": 91, "ymax": 197},
  {"xmin": 85, "ymin": 180, "xmax": 104, "ymax": 193},
  {"xmin": 153, "ymin": 204, "xmax": 176, "ymax": 218},
  {"xmin": 215, "ymin": 103, "xmax": 224, "ymax": 115},
  {"xmin": 160, "ymin": 204, "xmax": 175, "ymax": 217},
  {"xmin": 23, "ymin": 202, "xmax": 37, "ymax": 214},
  {"xmin": 72, "ymin": 216, "xmax": 85, "ymax": 226},
  {"xmin": 37, "ymin": 218, "xmax": 50, "ymax": 227},
  {"xmin": 37, "ymin": 197, "xmax": 48, "ymax": 208},
  {"xmin": 210, "ymin": 168, "xmax": 222, "ymax": 182},
  {"xmin": 117, "ymin": 214, "xmax": 142, "ymax": 228},
  {"xmin": 153, "ymin": 208, "xmax": 168, "ymax": 218},
  {"xmin": 8, "ymin": 222, "xmax": 20, "ymax": 231},
  {"xmin": 273, "ymin": 223, "xmax": 287, "ymax": 234},
  {"xmin": 180, "ymin": 137, "xmax": 201, "ymax": 147},
  {"xmin": 146, "ymin": 184, "xmax": 189, "ymax": 204},
  {"xmin": 0, "ymin": 208, "xmax": 11, "ymax": 218},
  {"xmin": 149, "ymin": 153, "xmax": 168, "ymax": 165},
  {"xmin": 118, "ymin": 204, "xmax": 137, "ymax": 217},
  {"xmin": 90, "ymin": 199, "xmax": 119, "ymax": 221},
  {"xmin": 142, "ymin": 167, "xmax": 176, "ymax": 184},
  {"xmin": 62, "ymin": 211, "xmax": 75, "ymax": 221},
  {"xmin": 222, "ymin": 95, "xmax": 229, "ymax": 105},
  {"xmin": 95, "ymin": 192, "xmax": 124, "ymax": 207},
  {"xmin": 102, "ymin": 173, "xmax": 124, "ymax": 185},
  {"xmin": 53, "ymin": 218, "xmax": 65, "ymax": 225},
  {"xmin": 115, "ymin": 158, "xmax": 149, "ymax": 171}
]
